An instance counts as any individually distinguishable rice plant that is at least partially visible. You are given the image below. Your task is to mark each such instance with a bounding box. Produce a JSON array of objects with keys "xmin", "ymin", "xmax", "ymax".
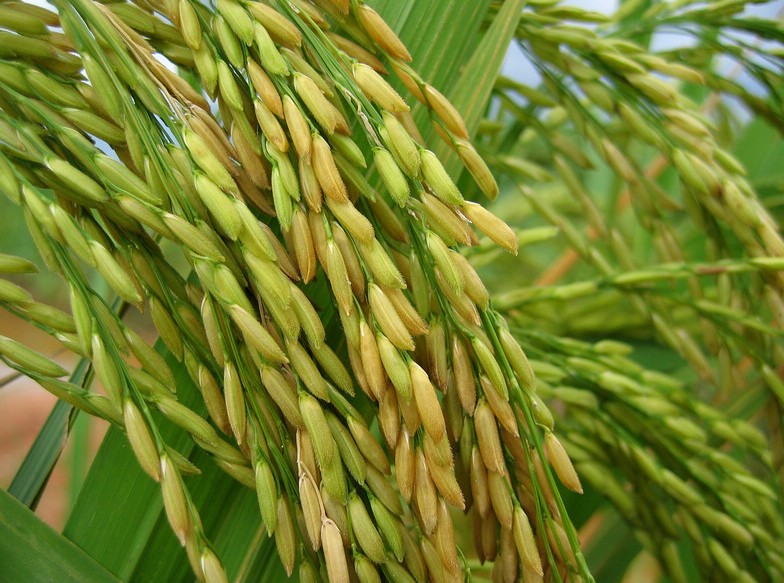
[{"xmin": 0, "ymin": 0, "xmax": 782, "ymax": 582}]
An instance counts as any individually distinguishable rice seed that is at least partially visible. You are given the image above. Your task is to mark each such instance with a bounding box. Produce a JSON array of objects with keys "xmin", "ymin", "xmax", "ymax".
[
  {"xmin": 193, "ymin": 43, "xmax": 218, "ymax": 94},
  {"xmin": 246, "ymin": 60, "xmax": 282, "ymax": 117},
  {"xmin": 254, "ymin": 459, "xmax": 278, "ymax": 534},
  {"xmin": 299, "ymin": 392, "xmax": 335, "ymax": 467},
  {"xmin": 378, "ymin": 385, "xmax": 400, "ymax": 447},
  {"xmin": 450, "ymin": 252, "xmax": 489, "ymax": 309},
  {"xmin": 0, "ymin": 278, "xmax": 34, "ymax": 307},
  {"xmin": 184, "ymin": 128, "xmax": 236, "ymax": 191},
  {"xmin": 456, "ymin": 140, "xmax": 498, "ymax": 199},
  {"xmin": 375, "ymin": 333, "xmax": 411, "ymax": 401},
  {"xmin": 200, "ymin": 548, "xmax": 228, "ymax": 583},
  {"xmin": 322, "ymin": 519, "xmax": 350, "ymax": 583},
  {"xmin": 331, "ymin": 224, "xmax": 365, "ymax": 297},
  {"xmin": 427, "ymin": 231, "xmax": 463, "ymax": 297},
  {"xmin": 274, "ymin": 496, "xmax": 296, "ymax": 576},
  {"xmin": 358, "ymin": 320, "xmax": 386, "ymax": 400},
  {"xmin": 421, "ymin": 192, "xmax": 472, "ymax": 246},
  {"xmin": 468, "ymin": 446, "xmax": 491, "ymax": 519},
  {"xmin": 471, "ymin": 337, "xmax": 508, "ymax": 400},
  {"xmin": 347, "ymin": 342, "xmax": 369, "ymax": 397},
  {"xmin": 299, "ymin": 473, "xmax": 322, "ymax": 550},
  {"xmin": 253, "ymin": 21, "xmax": 289, "ymax": 75},
  {"xmin": 339, "ymin": 306, "xmax": 361, "ymax": 350},
  {"xmin": 217, "ymin": 0, "xmax": 254, "ymax": 44},
  {"xmin": 422, "ymin": 430, "xmax": 453, "ymax": 468},
  {"xmin": 91, "ymin": 333, "xmax": 123, "ymax": 409},
  {"xmin": 159, "ymin": 454, "xmax": 191, "ymax": 545},
  {"xmin": 326, "ymin": 413, "xmax": 367, "ymax": 484},
  {"xmin": 420, "ymin": 537, "xmax": 445, "ymax": 583},
  {"xmin": 244, "ymin": 248, "xmax": 292, "ymax": 306},
  {"xmin": 123, "ymin": 399, "xmax": 161, "ymax": 481},
  {"xmin": 487, "ymin": 471, "xmax": 513, "ymax": 530},
  {"xmin": 513, "ymin": 506, "xmax": 543, "ymax": 576},
  {"xmin": 321, "ymin": 458, "xmax": 348, "ymax": 514},
  {"xmin": 260, "ymin": 366, "xmax": 303, "ymax": 428},
  {"xmin": 254, "ymin": 99, "xmax": 288, "ymax": 152},
  {"xmin": 325, "ymin": 197, "xmax": 375, "ymax": 243},
  {"xmin": 374, "ymin": 147, "xmax": 410, "ymax": 206},
  {"xmin": 420, "ymin": 150, "xmax": 463, "ymax": 206},
  {"xmin": 295, "ymin": 73, "xmax": 337, "ymax": 133},
  {"xmin": 414, "ymin": 449, "xmax": 438, "ymax": 534},
  {"xmin": 435, "ymin": 269, "xmax": 480, "ymax": 326},
  {"xmin": 544, "ymin": 431, "xmax": 582, "ymax": 493},
  {"xmin": 222, "ymin": 361, "xmax": 246, "ymax": 445},
  {"xmin": 370, "ymin": 496, "xmax": 404, "ymax": 561},
  {"xmin": 290, "ymin": 209, "xmax": 316, "ymax": 283},
  {"xmin": 357, "ymin": 4, "xmax": 411, "ymax": 61},
  {"xmin": 358, "ymin": 240, "xmax": 405, "ymax": 292},
  {"xmin": 290, "ymin": 340, "xmax": 330, "ymax": 400},
  {"xmin": 312, "ymin": 134, "xmax": 348, "ymax": 202},
  {"xmin": 427, "ymin": 456, "xmax": 465, "ymax": 510},
  {"xmin": 481, "ymin": 376, "xmax": 517, "ymax": 436},
  {"xmin": 23, "ymin": 302, "xmax": 75, "ymax": 333},
  {"xmin": 498, "ymin": 523, "xmax": 518, "ymax": 583},
  {"xmin": 194, "ymin": 173, "xmax": 242, "ymax": 239},
  {"xmin": 355, "ymin": 554, "xmax": 382, "ymax": 583},
  {"xmin": 176, "ymin": 0, "xmax": 201, "ymax": 49},
  {"xmin": 475, "ymin": 400, "xmax": 505, "ymax": 474},
  {"xmin": 365, "ymin": 464, "xmax": 403, "ymax": 515},
  {"xmin": 47, "ymin": 206, "xmax": 92, "ymax": 266},
  {"xmin": 326, "ymin": 240, "xmax": 353, "ymax": 315},
  {"xmin": 348, "ymin": 492, "xmax": 387, "ymax": 563},
  {"xmin": 369, "ymin": 284, "xmax": 415, "ymax": 351},
  {"xmin": 395, "ymin": 428, "xmax": 416, "ymax": 503},
  {"xmin": 89, "ymin": 243, "xmax": 142, "ymax": 305},
  {"xmin": 462, "ymin": 201, "xmax": 517, "ymax": 255},
  {"xmin": 214, "ymin": 16, "xmax": 244, "ymax": 69},
  {"xmin": 410, "ymin": 362, "xmax": 447, "ymax": 442},
  {"xmin": 449, "ymin": 336, "xmax": 475, "ymax": 414},
  {"xmin": 0, "ymin": 152, "xmax": 20, "ymax": 203},
  {"xmin": 247, "ymin": 2, "xmax": 301, "ymax": 47},
  {"xmin": 353, "ymin": 63, "xmax": 409, "ymax": 113},
  {"xmin": 347, "ymin": 415, "xmax": 389, "ymax": 474},
  {"xmin": 298, "ymin": 563, "xmax": 319, "ymax": 583},
  {"xmin": 0, "ymin": 334, "xmax": 67, "ymax": 378},
  {"xmin": 299, "ymin": 158, "xmax": 323, "ymax": 212},
  {"xmin": 278, "ymin": 96, "xmax": 308, "ymax": 159},
  {"xmin": 423, "ymin": 84, "xmax": 468, "ymax": 140},
  {"xmin": 434, "ymin": 499, "xmax": 459, "ymax": 575},
  {"xmin": 46, "ymin": 157, "xmax": 107, "ymax": 203},
  {"xmin": 228, "ymin": 304, "xmax": 288, "ymax": 363}
]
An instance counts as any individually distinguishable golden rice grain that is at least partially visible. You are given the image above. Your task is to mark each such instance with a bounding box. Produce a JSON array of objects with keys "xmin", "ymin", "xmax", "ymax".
[
  {"xmin": 410, "ymin": 361, "xmax": 446, "ymax": 442},
  {"xmin": 395, "ymin": 428, "xmax": 416, "ymax": 503},
  {"xmin": 414, "ymin": 449, "xmax": 438, "ymax": 534},
  {"xmin": 369, "ymin": 284, "xmax": 414, "ymax": 351},
  {"xmin": 254, "ymin": 459, "xmax": 278, "ymax": 533},
  {"xmin": 544, "ymin": 431, "xmax": 583, "ymax": 493},
  {"xmin": 274, "ymin": 496, "xmax": 296, "ymax": 575},
  {"xmin": 123, "ymin": 398, "xmax": 161, "ymax": 481},
  {"xmin": 357, "ymin": 5, "xmax": 411, "ymax": 62},
  {"xmin": 475, "ymin": 399, "xmax": 505, "ymax": 474},
  {"xmin": 299, "ymin": 473, "xmax": 322, "ymax": 550},
  {"xmin": 322, "ymin": 519, "xmax": 350, "ymax": 583}
]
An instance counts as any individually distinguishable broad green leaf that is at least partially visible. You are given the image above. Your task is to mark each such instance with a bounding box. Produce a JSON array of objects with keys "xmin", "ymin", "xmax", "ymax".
[
  {"xmin": 7, "ymin": 400, "xmax": 74, "ymax": 508},
  {"xmin": 63, "ymin": 347, "xmax": 282, "ymax": 582},
  {"xmin": 0, "ymin": 487, "xmax": 120, "ymax": 583},
  {"xmin": 8, "ymin": 360, "xmax": 92, "ymax": 508}
]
